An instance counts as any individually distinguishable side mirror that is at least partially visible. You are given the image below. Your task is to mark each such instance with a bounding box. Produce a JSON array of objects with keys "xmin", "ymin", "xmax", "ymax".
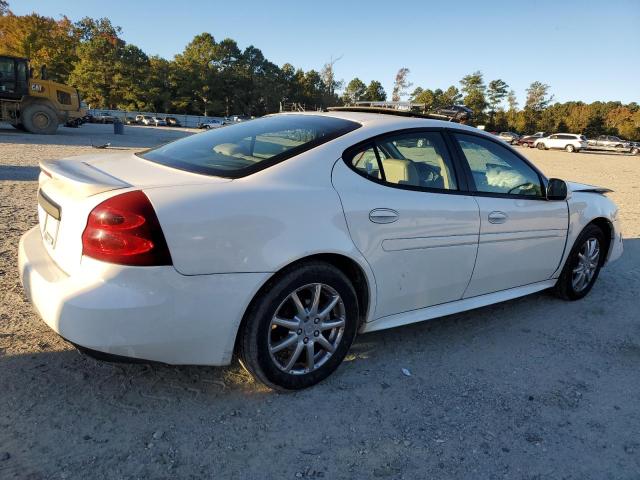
[{"xmin": 547, "ymin": 178, "xmax": 567, "ymax": 200}]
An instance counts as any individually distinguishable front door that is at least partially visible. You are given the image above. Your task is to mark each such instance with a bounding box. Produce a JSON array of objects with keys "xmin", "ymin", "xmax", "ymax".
[
  {"xmin": 450, "ymin": 132, "xmax": 569, "ymax": 297},
  {"xmin": 332, "ymin": 130, "xmax": 480, "ymax": 319}
]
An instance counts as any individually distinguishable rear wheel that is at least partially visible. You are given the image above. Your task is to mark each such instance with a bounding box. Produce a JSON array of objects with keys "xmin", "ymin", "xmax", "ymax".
[
  {"xmin": 631, "ymin": 147, "xmax": 639, "ymax": 155},
  {"xmin": 522, "ymin": 142, "xmax": 530, "ymax": 148},
  {"xmin": 565, "ymin": 144, "xmax": 575, "ymax": 153},
  {"xmin": 21, "ymin": 103, "xmax": 58, "ymax": 134},
  {"xmin": 238, "ymin": 262, "xmax": 358, "ymax": 390},
  {"xmin": 537, "ymin": 143, "xmax": 546, "ymax": 150},
  {"xmin": 554, "ymin": 224, "xmax": 605, "ymax": 300}
]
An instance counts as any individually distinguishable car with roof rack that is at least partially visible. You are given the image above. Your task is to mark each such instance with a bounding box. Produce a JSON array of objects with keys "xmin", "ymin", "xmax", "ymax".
[{"xmin": 19, "ymin": 107, "xmax": 623, "ymax": 390}]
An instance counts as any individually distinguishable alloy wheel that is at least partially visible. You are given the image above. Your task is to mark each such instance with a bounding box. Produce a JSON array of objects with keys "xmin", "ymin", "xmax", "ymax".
[
  {"xmin": 572, "ymin": 238, "xmax": 600, "ymax": 292},
  {"xmin": 268, "ymin": 283, "xmax": 346, "ymax": 375}
]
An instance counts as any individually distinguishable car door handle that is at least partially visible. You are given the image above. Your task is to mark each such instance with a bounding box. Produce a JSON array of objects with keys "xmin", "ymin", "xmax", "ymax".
[
  {"xmin": 369, "ymin": 208, "xmax": 399, "ymax": 224},
  {"xmin": 488, "ymin": 211, "xmax": 508, "ymax": 224}
]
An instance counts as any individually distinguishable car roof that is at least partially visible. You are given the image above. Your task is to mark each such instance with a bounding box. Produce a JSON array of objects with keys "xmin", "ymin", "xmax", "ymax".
[{"xmin": 274, "ymin": 110, "xmax": 483, "ymax": 135}]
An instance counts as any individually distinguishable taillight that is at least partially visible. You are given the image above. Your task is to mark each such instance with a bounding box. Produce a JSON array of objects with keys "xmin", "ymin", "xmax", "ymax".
[{"xmin": 82, "ymin": 190, "xmax": 172, "ymax": 266}]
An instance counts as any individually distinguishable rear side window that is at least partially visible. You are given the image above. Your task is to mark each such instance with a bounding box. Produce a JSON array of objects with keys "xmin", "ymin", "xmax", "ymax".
[
  {"xmin": 140, "ymin": 115, "xmax": 360, "ymax": 178},
  {"xmin": 348, "ymin": 131, "xmax": 457, "ymax": 191}
]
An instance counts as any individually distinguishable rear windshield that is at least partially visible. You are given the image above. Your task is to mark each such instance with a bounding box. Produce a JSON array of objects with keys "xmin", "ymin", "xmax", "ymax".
[{"xmin": 138, "ymin": 115, "xmax": 360, "ymax": 178}]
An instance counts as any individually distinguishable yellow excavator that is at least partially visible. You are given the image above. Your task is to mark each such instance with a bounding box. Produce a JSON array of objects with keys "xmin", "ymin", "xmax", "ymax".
[{"xmin": 0, "ymin": 55, "xmax": 86, "ymax": 134}]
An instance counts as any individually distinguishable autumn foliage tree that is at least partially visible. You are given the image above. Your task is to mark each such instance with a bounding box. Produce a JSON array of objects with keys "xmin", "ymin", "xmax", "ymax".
[{"xmin": 0, "ymin": 3, "xmax": 637, "ymax": 139}]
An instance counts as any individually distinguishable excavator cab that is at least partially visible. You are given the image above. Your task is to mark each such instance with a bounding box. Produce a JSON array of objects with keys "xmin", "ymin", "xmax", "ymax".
[{"xmin": 0, "ymin": 56, "xmax": 29, "ymax": 100}]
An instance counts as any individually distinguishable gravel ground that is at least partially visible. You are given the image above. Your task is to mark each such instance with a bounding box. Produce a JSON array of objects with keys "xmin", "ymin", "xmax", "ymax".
[{"xmin": 1, "ymin": 124, "xmax": 639, "ymax": 479}]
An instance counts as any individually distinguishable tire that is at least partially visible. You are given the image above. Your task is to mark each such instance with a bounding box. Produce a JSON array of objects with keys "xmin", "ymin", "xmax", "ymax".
[
  {"xmin": 554, "ymin": 224, "xmax": 606, "ymax": 301},
  {"xmin": 631, "ymin": 147, "xmax": 639, "ymax": 156},
  {"xmin": 523, "ymin": 142, "xmax": 530, "ymax": 148},
  {"xmin": 21, "ymin": 103, "xmax": 58, "ymax": 134},
  {"xmin": 565, "ymin": 144, "xmax": 575, "ymax": 153},
  {"xmin": 537, "ymin": 143, "xmax": 546, "ymax": 150},
  {"xmin": 238, "ymin": 261, "xmax": 359, "ymax": 390}
]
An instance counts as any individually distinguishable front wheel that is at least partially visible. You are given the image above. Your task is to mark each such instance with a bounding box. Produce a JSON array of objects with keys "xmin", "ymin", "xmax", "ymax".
[
  {"xmin": 238, "ymin": 262, "xmax": 359, "ymax": 390},
  {"xmin": 631, "ymin": 147, "xmax": 639, "ymax": 155},
  {"xmin": 537, "ymin": 143, "xmax": 546, "ymax": 150},
  {"xmin": 21, "ymin": 103, "xmax": 58, "ymax": 134},
  {"xmin": 565, "ymin": 144, "xmax": 575, "ymax": 153},
  {"xmin": 554, "ymin": 224, "xmax": 605, "ymax": 300}
]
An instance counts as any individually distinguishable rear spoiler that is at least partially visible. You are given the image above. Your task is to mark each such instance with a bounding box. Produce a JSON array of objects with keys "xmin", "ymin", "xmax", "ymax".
[{"xmin": 40, "ymin": 159, "xmax": 130, "ymax": 197}]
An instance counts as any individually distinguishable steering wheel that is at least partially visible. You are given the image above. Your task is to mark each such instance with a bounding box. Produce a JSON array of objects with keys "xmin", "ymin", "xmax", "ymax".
[{"xmin": 507, "ymin": 182, "xmax": 533, "ymax": 194}]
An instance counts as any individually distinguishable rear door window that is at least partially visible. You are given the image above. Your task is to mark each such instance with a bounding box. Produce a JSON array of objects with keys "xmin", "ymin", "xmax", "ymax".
[{"xmin": 347, "ymin": 131, "xmax": 458, "ymax": 191}]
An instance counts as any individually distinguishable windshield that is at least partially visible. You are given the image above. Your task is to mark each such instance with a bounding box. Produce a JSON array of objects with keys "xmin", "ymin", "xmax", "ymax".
[{"xmin": 139, "ymin": 114, "xmax": 360, "ymax": 178}]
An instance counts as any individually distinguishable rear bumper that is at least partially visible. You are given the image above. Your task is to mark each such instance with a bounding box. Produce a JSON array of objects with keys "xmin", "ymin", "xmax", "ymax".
[{"xmin": 18, "ymin": 226, "xmax": 269, "ymax": 365}]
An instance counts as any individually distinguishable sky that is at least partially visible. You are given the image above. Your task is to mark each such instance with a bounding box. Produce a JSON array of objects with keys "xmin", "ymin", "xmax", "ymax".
[{"xmin": 10, "ymin": 0, "xmax": 640, "ymax": 106}]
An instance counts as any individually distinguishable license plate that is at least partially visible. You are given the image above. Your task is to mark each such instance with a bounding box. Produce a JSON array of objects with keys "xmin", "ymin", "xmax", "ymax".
[
  {"xmin": 38, "ymin": 206, "xmax": 60, "ymax": 248},
  {"xmin": 37, "ymin": 190, "xmax": 61, "ymax": 248}
]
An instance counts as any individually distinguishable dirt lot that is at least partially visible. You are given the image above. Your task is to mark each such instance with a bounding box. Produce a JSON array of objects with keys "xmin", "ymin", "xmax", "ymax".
[{"xmin": 1, "ymin": 124, "xmax": 639, "ymax": 479}]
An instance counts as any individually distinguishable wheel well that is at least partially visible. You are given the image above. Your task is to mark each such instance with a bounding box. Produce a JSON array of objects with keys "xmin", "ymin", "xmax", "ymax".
[
  {"xmin": 19, "ymin": 98, "xmax": 58, "ymax": 117},
  {"xmin": 588, "ymin": 217, "xmax": 613, "ymax": 264},
  {"xmin": 300, "ymin": 254, "xmax": 371, "ymax": 323},
  {"xmin": 265, "ymin": 254, "xmax": 371, "ymax": 324},
  {"xmin": 233, "ymin": 253, "xmax": 372, "ymax": 357}
]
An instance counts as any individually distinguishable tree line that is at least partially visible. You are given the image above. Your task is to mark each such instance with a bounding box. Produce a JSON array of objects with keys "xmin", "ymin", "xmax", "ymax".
[{"xmin": 1, "ymin": 6, "xmax": 638, "ymax": 139}]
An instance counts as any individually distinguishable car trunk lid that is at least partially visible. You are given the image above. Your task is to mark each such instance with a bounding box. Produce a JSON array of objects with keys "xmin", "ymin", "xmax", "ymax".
[{"xmin": 37, "ymin": 152, "xmax": 231, "ymax": 275}]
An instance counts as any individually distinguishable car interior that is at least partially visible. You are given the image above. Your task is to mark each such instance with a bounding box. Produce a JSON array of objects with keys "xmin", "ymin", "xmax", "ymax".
[{"xmin": 352, "ymin": 136, "xmax": 455, "ymax": 190}]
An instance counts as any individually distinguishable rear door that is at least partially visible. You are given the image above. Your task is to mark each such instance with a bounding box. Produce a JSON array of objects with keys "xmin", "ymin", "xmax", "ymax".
[
  {"xmin": 449, "ymin": 131, "xmax": 568, "ymax": 297},
  {"xmin": 332, "ymin": 129, "xmax": 480, "ymax": 319},
  {"xmin": 547, "ymin": 134, "xmax": 561, "ymax": 149}
]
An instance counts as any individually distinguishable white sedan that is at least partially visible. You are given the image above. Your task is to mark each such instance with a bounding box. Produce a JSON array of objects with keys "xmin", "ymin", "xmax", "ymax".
[{"xmin": 19, "ymin": 110, "xmax": 623, "ymax": 389}]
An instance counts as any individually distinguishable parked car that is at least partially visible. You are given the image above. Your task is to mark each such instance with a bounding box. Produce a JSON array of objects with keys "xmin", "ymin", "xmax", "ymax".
[
  {"xmin": 587, "ymin": 135, "xmax": 631, "ymax": 152},
  {"xmin": 498, "ymin": 132, "xmax": 520, "ymax": 145},
  {"xmin": 92, "ymin": 112, "xmax": 115, "ymax": 124},
  {"xmin": 165, "ymin": 116, "xmax": 181, "ymax": 127},
  {"xmin": 517, "ymin": 132, "xmax": 547, "ymax": 148},
  {"xmin": 124, "ymin": 116, "xmax": 137, "ymax": 125},
  {"xmin": 19, "ymin": 112, "xmax": 623, "ymax": 390},
  {"xmin": 198, "ymin": 119, "xmax": 224, "ymax": 129},
  {"xmin": 534, "ymin": 133, "xmax": 588, "ymax": 153},
  {"xmin": 629, "ymin": 141, "xmax": 640, "ymax": 155},
  {"xmin": 152, "ymin": 116, "xmax": 167, "ymax": 127},
  {"xmin": 135, "ymin": 115, "xmax": 154, "ymax": 126}
]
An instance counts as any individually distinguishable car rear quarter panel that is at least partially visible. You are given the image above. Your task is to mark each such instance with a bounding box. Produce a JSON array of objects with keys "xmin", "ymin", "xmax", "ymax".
[{"xmin": 143, "ymin": 145, "xmax": 373, "ymax": 279}]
